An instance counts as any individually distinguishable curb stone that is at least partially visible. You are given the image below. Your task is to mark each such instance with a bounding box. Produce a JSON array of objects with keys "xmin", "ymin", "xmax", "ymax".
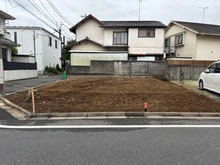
[
  {"xmin": 2, "ymin": 97, "xmax": 220, "ymax": 119},
  {"xmin": 0, "ymin": 97, "xmax": 31, "ymax": 118}
]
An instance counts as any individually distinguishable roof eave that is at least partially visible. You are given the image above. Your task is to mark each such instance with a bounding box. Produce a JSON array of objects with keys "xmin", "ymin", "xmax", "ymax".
[
  {"xmin": 197, "ymin": 33, "xmax": 220, "ymax": 36},
  {"xmin": 167, "ymin": 21, "xmax": 199, "ymax": 34},
  {"xmin": 69, "ymin": 14, "xmax": 103, "ymax": 33},
  {"xmin": 0, "ymin": 10, "xmax": 15, "ymax": 20}
]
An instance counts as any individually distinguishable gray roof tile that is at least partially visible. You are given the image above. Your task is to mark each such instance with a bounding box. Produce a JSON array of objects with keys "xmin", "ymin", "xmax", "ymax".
[
  {"xmin": 100, "ymin": 21, "xmax": 166, "ymax": 28},
  {"xmin": 174, "ymin": 21, "xmax": 220, "ymax": 35}
]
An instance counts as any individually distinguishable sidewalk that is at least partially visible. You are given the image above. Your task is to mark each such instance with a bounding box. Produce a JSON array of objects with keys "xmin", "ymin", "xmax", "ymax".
[{"xmin": 0, "ymin": 99, "xmax": 27, "ymax": 120}]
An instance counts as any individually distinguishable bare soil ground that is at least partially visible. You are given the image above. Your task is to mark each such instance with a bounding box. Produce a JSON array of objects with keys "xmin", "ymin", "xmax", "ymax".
[{"xmin": 5, "ymin": 77, "xmax": 220, "ymax": 113}]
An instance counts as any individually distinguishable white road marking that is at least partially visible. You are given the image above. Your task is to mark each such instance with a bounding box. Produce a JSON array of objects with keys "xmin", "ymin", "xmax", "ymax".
[{"xmin": 1, "ymin": 125, "xmax": 220, "ymax": 129}]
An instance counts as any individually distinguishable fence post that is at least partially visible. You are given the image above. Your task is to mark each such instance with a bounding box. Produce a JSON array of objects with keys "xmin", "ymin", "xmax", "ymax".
[
  {"xmin": 0, "ymin": 41, "xmax": 5, "ymax": 97},
  {"xmin": 32, "ymin": 88, "xmax": 35, "ymax": 114},
  {"xmin": 129, "ymin": 61, "xmax": 132, "ymax": 77}
]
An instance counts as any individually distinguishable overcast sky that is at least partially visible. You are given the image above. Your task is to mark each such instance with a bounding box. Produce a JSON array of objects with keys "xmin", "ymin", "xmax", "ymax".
[{"xmin": 1, "ymin": 0, "xmax": 220, "ymax": 41}]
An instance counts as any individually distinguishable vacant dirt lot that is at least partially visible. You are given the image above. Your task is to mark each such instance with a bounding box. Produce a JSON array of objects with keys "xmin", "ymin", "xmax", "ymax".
[{"xmin": 5, "ymin": 77, "xmax": 220, "ymax": 113}]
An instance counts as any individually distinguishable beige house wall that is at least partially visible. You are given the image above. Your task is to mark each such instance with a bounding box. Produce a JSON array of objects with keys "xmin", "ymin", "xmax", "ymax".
[
  {"xmin": 165, "ymin": 24, "xmax": 197, "ymax": 59},
  {"xmin": 196, "ymin": 35, "xmax": 220, "ymax": 60},
  {"xmin": 128, "ymin": 28, "xmax": 165, "ymax": 55},
  {"xmin": 76, "ymin": 19, "xmax": 104, "ymax": 44},
  {"xmin": 104, "ymin": 28, "xmax": 127, "ymax": 46}
]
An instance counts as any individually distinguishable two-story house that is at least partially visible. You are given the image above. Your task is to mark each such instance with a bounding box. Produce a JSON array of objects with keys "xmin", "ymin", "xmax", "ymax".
[
  {"xmin": 0, "ymin": 10, "xmax": 38, "ymax": 81},
  {"xmin": 0, "ymin": 10, "xmax": 18, "ymax": 65},
  {"xmin": 6, "ymin": 26, "xmax": 62, "ymax": 74},
  {"xmin": 165, "ymin": 21, "xmax": 220, "ymax": 60},
  {"xmin": 69, "ymin": 14, "xmax": 166, "ymax": 66}
]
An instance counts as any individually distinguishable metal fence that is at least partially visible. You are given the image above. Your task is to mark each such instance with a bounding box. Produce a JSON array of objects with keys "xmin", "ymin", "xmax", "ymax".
[{"xmin": 3, "ymin": 62, "xmax": 37, "ymax": 70}]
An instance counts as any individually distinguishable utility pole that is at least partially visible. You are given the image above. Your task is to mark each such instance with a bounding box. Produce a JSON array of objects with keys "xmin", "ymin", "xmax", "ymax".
[
  {"xmin": 199, "ymin": 7, "xmax": 208, "ymax": 22},
  {"xmin": 33, "ymin": 30, "xmax": 36, "ymax": 63},
  {"xmin": 138, "ymin": 0, "xmax": 142, "ymax": 20},
  {"xmin": 0, "ymin": 41, "xmax": 5, "ymax": 97}
]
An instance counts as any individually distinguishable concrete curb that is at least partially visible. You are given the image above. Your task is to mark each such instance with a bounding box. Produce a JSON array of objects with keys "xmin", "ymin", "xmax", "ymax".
[
  {"xmin": 0, "ymin": 97, "xmax": 32, "ymax": 118},
  {"xmin": 25, "ymin": 111, "xmax": 220, "ymax": 118},
  {"xmin": 2, "ymin": 97, "xmax": 220, "ymax": 118}
]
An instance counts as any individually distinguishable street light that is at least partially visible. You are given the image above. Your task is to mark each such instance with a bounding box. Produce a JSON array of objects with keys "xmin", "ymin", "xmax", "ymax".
[{"xmin": 199, "ymin": 7, "xmax": 209, "ymax": 22}]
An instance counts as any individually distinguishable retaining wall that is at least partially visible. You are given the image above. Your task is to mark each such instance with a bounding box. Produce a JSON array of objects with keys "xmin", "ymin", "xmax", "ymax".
[{"xmin": 67, "ymin": 60, "xmax": 166, "ymax": 77}]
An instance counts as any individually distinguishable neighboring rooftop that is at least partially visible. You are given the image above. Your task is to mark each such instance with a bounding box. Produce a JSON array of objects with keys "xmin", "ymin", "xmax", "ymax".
[
  {"xmin": 0, "ymin": 10, "xmax": 15, "ymax": 20},
  {"xmin": 0, "ymin": 37, "xmax": 20, "ymax": 47},
  {"xmin": 6, "ymin": 26, "xmax": 60, "ymax": 39},
  {"xmin": 70, "ymin": 14, "xmax": 166, "ymax": 33},
  {"xmin": 171, "ymin": 21, "xmax": 220, "ymax": 35},
  {"xmin": 100, "ymin": 21, "xmax": 166, "ymax": 28}
]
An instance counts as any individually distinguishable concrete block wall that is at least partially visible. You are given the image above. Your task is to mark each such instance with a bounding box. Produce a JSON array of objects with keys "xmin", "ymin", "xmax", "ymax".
[
  {"xmin": 114, "ymin": 61, "xmax": 131, "ymax": 76},
  {"xmin": 167, "ymin": 65, "xmax": 206, "ymax": 80},
  {"xmin": 67, "ymin": 66, "xmax": 91, "ymax": 75},
  {"xmin": 90, "ymin": 61, "xmax": 114, "ymax": 75},
  {"xmin": 67, "ymin": 60, "xmax": 166, "ymax": 78}
]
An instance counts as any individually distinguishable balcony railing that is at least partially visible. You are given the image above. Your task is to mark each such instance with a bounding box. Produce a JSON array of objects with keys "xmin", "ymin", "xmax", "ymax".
[{"xmin": 3, "ymin": 61, "xmax": 37, "ymax": 70}]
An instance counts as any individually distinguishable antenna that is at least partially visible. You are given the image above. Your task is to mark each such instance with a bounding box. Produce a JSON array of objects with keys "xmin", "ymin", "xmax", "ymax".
[
  {"xmin": 199, "ymin": 7, "xmax": 209, "ymax": 22},
  {"xmin": 138, "ymin": 0, "xmax": 142, "ymax": 20}
]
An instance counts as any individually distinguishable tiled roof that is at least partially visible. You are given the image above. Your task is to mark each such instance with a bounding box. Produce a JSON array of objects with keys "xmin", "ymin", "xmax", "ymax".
[
  {"xmin": 173, "ymin": 21, "xmax": 220, "ymax": 35},
  {"xmin": 0, "ymin": 37, "xmax": 20, "ymax": 47},
  {"xmin": 68, "ymin": 37, "xmax": 103, "ymax": 48},
  {"xmin": 69, "ymin": 14, "xmax": 166, "ymax": 33},
  {"xmin": 100, "ymin": 21, "xmax": 166, "ymax": 28}
]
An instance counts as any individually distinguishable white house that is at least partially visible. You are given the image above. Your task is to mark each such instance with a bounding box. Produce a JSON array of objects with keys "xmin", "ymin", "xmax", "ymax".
[
  {"xmin": 6, "ymin": 26, "xmax": 62, "ymax": 73},
  {"xmin": 68, "ymin": 14, "xmax": 166, "ymax": 66},
  {"xmin": 165, "ymin": 21, "xmax": 220, "ymax": 60},
  {"xmin": 0, "ymin": 10, "xmax": 38, "ymax": 81}
]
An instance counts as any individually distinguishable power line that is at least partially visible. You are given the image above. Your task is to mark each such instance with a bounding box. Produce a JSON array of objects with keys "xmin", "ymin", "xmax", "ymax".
[
  {"xmin": 8, "ymin": 0, "xmax": 18, "ymax": 8},
  {"xmin": 28, "ymin": 0, "xmax": 57, "ymax": 25},
  {"xmin": 75, "ymin": 0, "xmax": 86, "ymax": 15},
  {"xmin": 12, "ymin": 0, "xmax": 55, "ymax": 30},
  {"xmin": 11, "ymin": 0, "xmax": 74, "ymax": 40},
  {"xmin": 47, "ymin": 0, "xmax": 73, "ymax": 26},
  {"xmin": 62, "ymin": 0, "xmax": 80, "ymax": 16},
  {"xmin": 39, "ymin": 0, "xmax": 58, "ymax": 27}
]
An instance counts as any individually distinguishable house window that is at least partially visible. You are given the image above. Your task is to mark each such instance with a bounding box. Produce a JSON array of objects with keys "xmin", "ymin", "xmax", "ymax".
[
  {"xmin": 175, "ymin": 34, "xmax": 183, "ymax": 45},
  {"xmin": 55, "ymin": 40, "xmax": 57, "ymax": 49},
  {"xmin": 165, "ymin": 38, "xmax": 170, "ymax": 47},
  {"xmin": 113, "ymin": 32, "xmax": 127, "ymax": 45},
  {"xmin": 49, "ymin": 36, "xmax": 52, "ymax": 46},
  {"xmin": 138, "ymin": 29, "xmax": 155, "ymax": 38},
  {"xmin": 14, "ymin": 32, "xmax": 17, "ymax": 43}
]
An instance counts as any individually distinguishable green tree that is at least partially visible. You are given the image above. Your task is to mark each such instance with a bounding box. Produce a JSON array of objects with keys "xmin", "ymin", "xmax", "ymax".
[
  {"xmin": 67, "ymin": 39, "xmax": 76, "ymax": 45},
  {"xmin": 61, "ymin": 39, "xmax": 75, "ymax": 60},
  {"xmin": 11, "ymin": 47, "xmax": 18, "ymax": 55}
]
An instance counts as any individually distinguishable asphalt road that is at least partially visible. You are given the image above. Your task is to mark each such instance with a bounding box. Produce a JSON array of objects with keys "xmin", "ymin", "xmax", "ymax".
[
  {"xmin": 0, "ymin": 126, "xmax": 220, "ymax": 165},
  {"xmin": 5, "ymin": 75, "xmax": 62, "ymax": 94}
]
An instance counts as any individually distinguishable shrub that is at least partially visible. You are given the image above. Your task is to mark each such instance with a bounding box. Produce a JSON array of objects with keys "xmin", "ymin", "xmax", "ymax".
[
  {"xmin": 56, "ymin": 64, "xmax": 62, "ymax": 72},
  {"xmin": 45, "ymin": 66, "xmax": 49, "ymax": 72},
  {"xmin": 44, "ymin": 66, "xmax": 59, "ymax": 75}
]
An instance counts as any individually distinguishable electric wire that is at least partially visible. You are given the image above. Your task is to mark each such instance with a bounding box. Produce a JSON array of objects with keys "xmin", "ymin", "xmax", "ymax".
[
  {"xmin": 47, "ymin": 0, "xmax": 73, "ymax": 26},
  {"xmin": 39, "ymin": 0, "xmax": 58, "ymax": 27},
  {"xmin": 8, "ymin": 0, "xmax": 18, "ymax": 8},
  {"xmin": 28, "ymin": 0, "xmax": 57, "ymax": 25},
  {"xmin": 62, "ymin": 0, "xmax": 81, "ymax": 16},
  {"xmin": 75, "ymin": 0, "xmax": 86, "ymax": 15},
  {"xmin": 12, "ymin": 0, "xmax": 74, "ymax": 40}
]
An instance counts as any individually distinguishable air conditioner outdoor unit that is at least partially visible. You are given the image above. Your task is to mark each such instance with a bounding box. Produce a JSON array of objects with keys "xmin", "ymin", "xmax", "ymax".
[
  {"xmin": 164, "ymin": 47, "xmax": 170, "ymax": 54},
  {"xmin": 170, "ymin": 47, "xmax": 176, "ymax": 54}
]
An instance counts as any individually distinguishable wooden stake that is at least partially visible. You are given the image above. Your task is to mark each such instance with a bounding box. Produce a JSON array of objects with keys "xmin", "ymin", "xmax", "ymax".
[{"xmin": 32, "ymin": 88, "xmax": 35, "ymax": 114}]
